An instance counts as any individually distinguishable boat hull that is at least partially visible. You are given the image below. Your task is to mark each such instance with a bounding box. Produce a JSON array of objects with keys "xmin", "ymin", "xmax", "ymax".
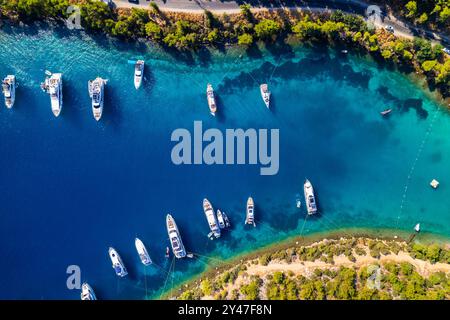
[
  {"xmin": 217, "ymin": 210, "xmax": 226, "ymax": 229},
  {"xmin": 245, "ymin": 197, "xmax": 256, "ymax": 226},
  {"xmin": 134, "ymin": 60, "xmax": 144, "ymax": 90},
  {"xmin": 108, "ymin": 247, "xmax": 128, "ymax": 277},
  {"xmin": 206, "ymin": 84, "xmax": 217, "ymax": 116},
  {"xmin": 166, "ymin": 214, "xmax": 187, "ymax": 259},
  {"xmin": 2, "ymin": 75, "xmax": 15, "ymax": 109},
  {"xmin": 135, "ymin": 238, "xmax": 152, "ymax": 266},
  {"xmin": 203, "ymin": 199, "xmax": 221, "ymax": 239},
  {"xmin": 80, "ymin": 283, "xmax": 96, "ymax": 301},
  {"xmin": 304, "ymin": 179, "xmax": 318, "ymax": 215}
]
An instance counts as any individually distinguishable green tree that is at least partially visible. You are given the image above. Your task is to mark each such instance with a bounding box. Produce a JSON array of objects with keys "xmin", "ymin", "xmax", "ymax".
[
  {"xmin": 273, "ymin": 271, "xmax": 284, "ymax": 284},
  {"xmin": 200, "ymin": 279, "xmax": 213, "ymax": 296},
  {"xmin": 382, "ymin": 49, "xmax": 393, "ymax": 59},
  {"xmin": 418, "ymin": 13, "xmax": 428, "ymax": 24},
  {"xmin": 238, "ymin": 33, "xmax": 253, "ymax": 46},
  {"xmin": 320, "ymin": 21, "xmax": 346, "ymax": 39},
  {"xmin": 207, "ymin": 29, "xmax": 219, "ymax": 43},
  {"xmin": 111, "ymin": 20, "xmax": 132, "ymax": 38},
  {"xmin": 405, "ymin": 1, "xmax": 418, "ymax": 18},
  {"xmin": 422, "ymin": 60, "xmax": 437, "ymax": 72},
  {"xmin": 426, "ymin": 244, "xmax": 441, "ymax": 263},
  {"xmin": 145, "ymin": 21, "xmax": 162, "ymax": 40},
  {"xmin": 292, "ymin": 19, "xmax": 321, "ymax": 40},
  {"xmin": 240, "ymin": 279, "xmax": 261, "ymax": 300},
  {"xmin": 149, "ymin": 2, "xmax": 160, "ymax": 14},
  {"xmin": 299, "ymin": 281, "xmax": 315, "ymax": 300},
  {"xmin": 435, "ymin": 60, "xmax": 450, "ymax": 84},
  {"xmin": 179, "ymin": 290, "xmax": 194, "ymax": 300},
  {"xmin": 254, "ymin": 19, "xmax": 281, "ymax": 40},
  {"xmin": 400, "ymin": 262, "xmax": 414, "ymax": 276},
  {"xmin": 240, "ymin": 4, "xmax": 253, "ymax": 22},
  {"xmin": 439, "ymin": 7, "xmax": 450, "ymax": 23}
]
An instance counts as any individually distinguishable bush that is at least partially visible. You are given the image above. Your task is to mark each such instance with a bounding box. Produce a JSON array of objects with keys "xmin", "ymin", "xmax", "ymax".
[
  {"xmin": 422, "ymin": 60, "xmax": 437, "ymax": 72},
  {"xmin": 238, "ymin": 33, "xmax": 253, "ymax": 46},
  {"xmin": 240, "ymin": 279, "xmax": 261, "ymax": 300},
  {"xmin": 254, "ymin": 19, "xmax": 281, "ymax": 40},
  {"xmin": 400, "ymin": 262, "xmax": 414, "ymax": 276},
  {"xmin": 200, "ymin": 279, "xmax": 213, "ymax": 296},
  {"xmin": 145, "ymin": 21, "xmax": 162, "ymax": 40}
]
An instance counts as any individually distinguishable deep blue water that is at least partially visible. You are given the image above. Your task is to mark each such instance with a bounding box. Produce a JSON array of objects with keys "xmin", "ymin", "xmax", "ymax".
[{"xmin": 0, "ymin": 25, "xmax": 449, "ymax": 299}]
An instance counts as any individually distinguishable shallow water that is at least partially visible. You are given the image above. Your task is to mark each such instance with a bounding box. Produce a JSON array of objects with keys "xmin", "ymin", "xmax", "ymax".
[{"xmin": 0, "ymin": 25, "xmax": 449, "ymax": 299}]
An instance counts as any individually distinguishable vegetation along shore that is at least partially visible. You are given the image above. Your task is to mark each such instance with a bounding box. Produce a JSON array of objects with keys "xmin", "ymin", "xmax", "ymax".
[
  {"xmin": 166, "ymin": 234, "xmax": 450, "ymax": 300},
  {"xmin": 0, "ymin": 1, "xmax": 449, "ymax": 99}
]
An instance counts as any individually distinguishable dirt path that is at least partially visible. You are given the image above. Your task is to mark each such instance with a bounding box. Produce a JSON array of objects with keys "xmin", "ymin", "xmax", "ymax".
[{"xmin": 247, "ymin": 251, "xmax": 450, "ymax": 278}]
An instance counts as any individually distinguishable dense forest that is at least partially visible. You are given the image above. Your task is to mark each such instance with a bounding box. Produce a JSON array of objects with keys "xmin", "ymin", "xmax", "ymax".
[
  {"xmin": 0, "ymin": 0, "xmax": 449, "ymax": 97},
  {"xmin": 375, "ymin": 0, "xmax": 449, "ymax": 32},
  {"xmin": 174, "ymin": 238, "xmax": 450, "ymax": 300}
]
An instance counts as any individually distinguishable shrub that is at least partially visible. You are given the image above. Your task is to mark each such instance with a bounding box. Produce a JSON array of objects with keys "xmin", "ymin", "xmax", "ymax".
[{"xmin": 254, "ymin": 19, "xmax": 281, "ymax": 40}]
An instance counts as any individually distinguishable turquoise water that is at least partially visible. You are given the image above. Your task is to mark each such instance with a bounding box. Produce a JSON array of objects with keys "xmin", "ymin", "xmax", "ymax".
[{"xmin": 0, "ymin": 24, "xmax": 449, "ymax": 299}]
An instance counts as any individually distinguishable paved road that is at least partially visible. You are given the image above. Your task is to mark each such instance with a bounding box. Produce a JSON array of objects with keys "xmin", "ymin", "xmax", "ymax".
[{"xmin": 113, "ymin": 0, "xmax": 449, "ymax": 45}]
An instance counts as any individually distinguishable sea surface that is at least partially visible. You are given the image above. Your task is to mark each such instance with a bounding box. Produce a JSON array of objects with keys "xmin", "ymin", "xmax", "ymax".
[{"xmin": 0, "ymin": 24, "xmax": 449, "ymax": 299}]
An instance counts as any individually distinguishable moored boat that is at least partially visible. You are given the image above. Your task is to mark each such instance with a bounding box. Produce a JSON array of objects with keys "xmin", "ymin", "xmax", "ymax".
[
  {"xmin": 203, "ymin": 199, "xmax": 221, "ymax": 239},
  {"xmin": 295, "ymin": 193, "xmax": 302, "ymax": 208},
  {"xmin": 245, "ymin": 197, "xmax": 256, "ymax": 227},
  {"xmin": 2, "ymin": 75, "xmax": 16, "ymax": 109},
  {"xmin": 134, "ymin": 60, "xmax": 144, "ymax": 89},
  {"xmin": 414, "ymin": 223, "xmax": 421, "ymax": 233},
  {"xmin": 304, "ymin": 179, "xmax": 318, "ymax": 215},
  {"xmin": 41, "ymin": 72, "xmax": 63, "ymax": 117},
  {"xmin": 135, "ymin": 238, "xmax": 152, "ymax": 266},
  {"xmin": 380, "ymin": 108, "xmax": 392, "ymax": 116},
  {"xmin": 216, "ymin": 209, "xmax": 226, "ymax": 229},
  {"xmin": 88, "ymin": 77, "xmax": 106, "ymax": 121},
  {"xmin": 260, "ymin": 84, "xmax": 270, "ymax": 109},
  {"xmin": 206, "ymin": 83, "xmax": 217, "ymax": 116},
  {"xmin": 166, "ymin": 214, "xmax": 187, "ymax": 258},
  {"xmin": 222, "ymin": 212, "xmax": 231, "ymax": 228},
  {"xmin": 80, "ymin": 283, "xmax": 96, "ymax": 301},
  {"xmin": 108, "ymin": 247, "xmax": 128, "ymax": 277}
]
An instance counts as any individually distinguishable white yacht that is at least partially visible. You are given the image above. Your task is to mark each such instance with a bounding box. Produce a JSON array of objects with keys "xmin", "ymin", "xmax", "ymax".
[
  {"xmin": 203, "ymin": 199, "xmax": 221, "ymax": 239},
  {"xmin": 108, "ymin": 247, "xmax": 128, "ymax": 277},
  {"xmin": 304, "ymin": 179, "xmax": 318, "ymax": 215},
  {"xmin": 88, "ymin": 77, "xmax": 106, "ymax": 121},
  {"xmin": 245, "ymin": 197, "xmax": 256, "ymax": 227},
  {"xmin": 206, "ymin": 83, "xmax": 217, "ymax": 116},
  {"xmin": 2, "ymin": 75, "xmax": 16, "ymax": 109},
  {"xmin": 80, "ymin": 283, "xmax": 97, "ymax": 301},
  {"xmin": 216, "ymin": 209, "xmax": 226, "ymax": 229},
  {"xmin": 166, "ymin": 214, "xmax": 187, "ymax": 259},
  {"xmin": 134, "ymin": 60, "xmax": 144, "ymax": 89},
  {"xmin": 41, "ymin": 72, "xmax": 63, "ymax": 117},
  {"xmin": 135, "ymin": 238, "xmax": 152, "ymax": 266},
  {"xmin": 260, "ymin": 84, "xmax": 270, "ymax": 108}
]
